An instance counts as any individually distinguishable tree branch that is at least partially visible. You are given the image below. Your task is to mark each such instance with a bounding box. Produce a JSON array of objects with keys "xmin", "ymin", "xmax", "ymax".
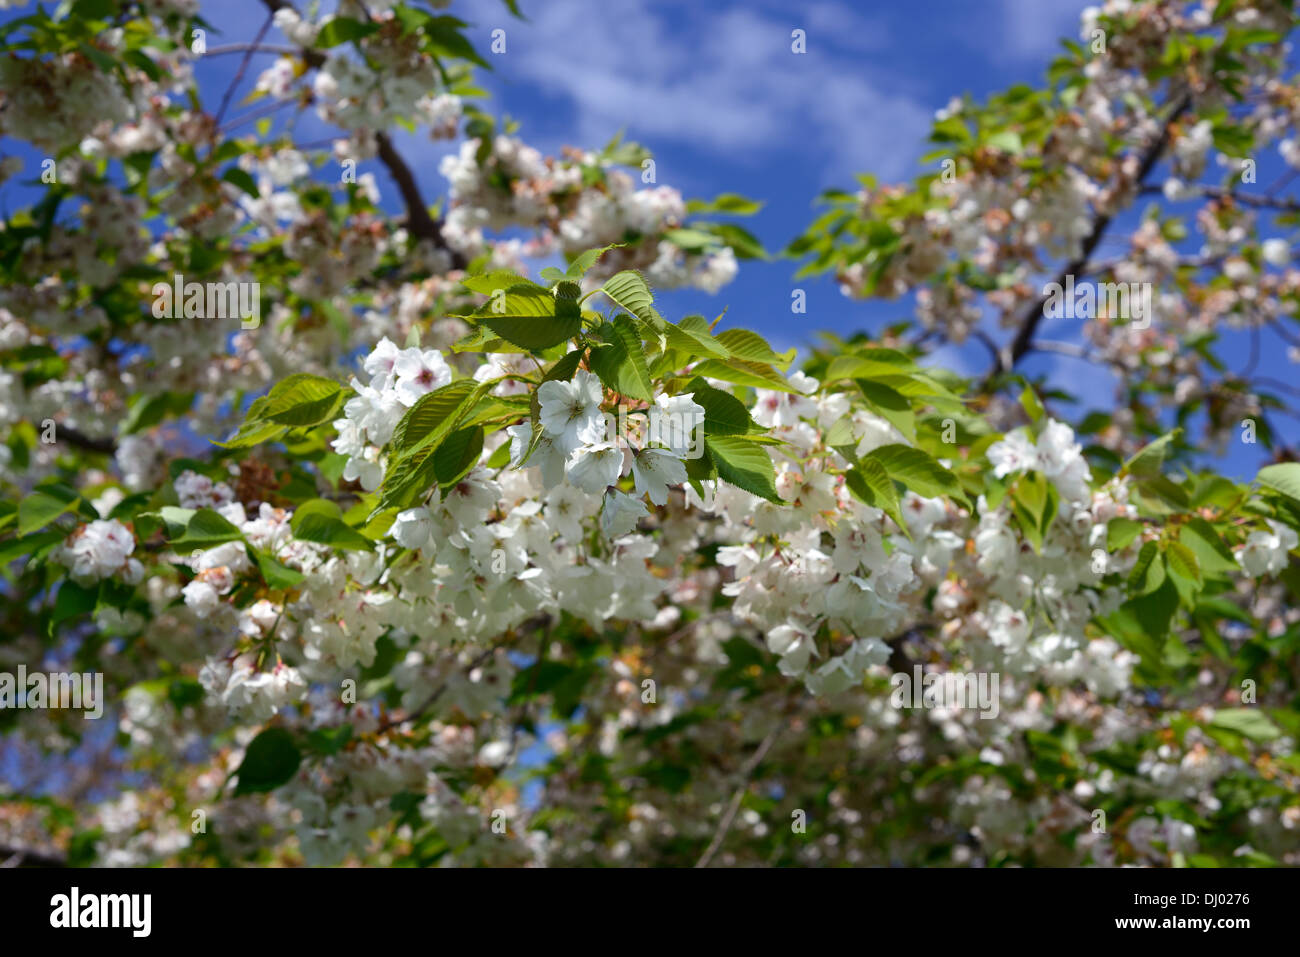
[
  {"xmin": 214, "ymin": 15, "xmax": 274, "ymax": 127},
  {"xmin": 58, "ymin": 424, "xmax": 116, "ymax": 455},
  {"xmin": 980, "ymin": 93, "xmax": 1191, "ymax": 390},
  {"xmin": 695, "ymin": 724, "xmax": 783, "ymax": 868},
  {"xmin": 256, "ymin": 0, "xmax": 465, "ymax": 268},
  {"xmin": 1143, "ymin": 182, "xmax": 1300, "ymax": 212},
  {"xmin": 1028, "ymin": 339, "xmax": 1105, "ymax": 363},
  {"xmin": 375, "ymin": 132, "xmax": 467, "ymax": 269}
]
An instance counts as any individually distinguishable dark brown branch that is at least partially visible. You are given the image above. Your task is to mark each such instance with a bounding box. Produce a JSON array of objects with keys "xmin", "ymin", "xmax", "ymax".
[
  {"xmin": 214, "ymin": 15, "xmax": 274, "ymax": 127},
  {"xmin": 257, "ymin": 0, "xmax": 464, "ymax": 268},
  {"xmin": 57, "ymin": 424, "xmax": 116, "ymax": 455},
  {"xmin": 205, "ymin": 44, "xmax": 300, "ymax": 58},
  {"xmin": 375, "ymin": 132, "xmax": 467, "ymax": 269},
  {"xmin": 980, "ymin": 93, "xmax": 1191, "ymax": 390}
]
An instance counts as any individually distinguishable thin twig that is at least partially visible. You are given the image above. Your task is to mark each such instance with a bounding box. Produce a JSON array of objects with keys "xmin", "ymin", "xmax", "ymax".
[
  {"xmin": 0, "ymin": 844, "xmax": 67, "ymax": 867},
  {"xmin": 377, "ymin": 641, "xmax": 509, "ymax": 733},
  {"xmin": 695, "ymin": 724, "xmax": 783, "ymax": 868},
  {"xmin": 205, "ymin": 43, "xmax": 299, "ymax": 58},
  {"xmin": 214, "ymin": 16, "xmax": 274, "ymax": 128},
  {"xmin": 1029, "ymin": 339, "xmax": 1104, "ymax": 363},
  {"xmin": 1143, "ymin": 182, "xmax": 1300, "ymax": 212}
]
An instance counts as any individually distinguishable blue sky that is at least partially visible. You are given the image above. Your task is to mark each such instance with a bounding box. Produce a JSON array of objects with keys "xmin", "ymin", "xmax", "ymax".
[{"xmin": 4, "ymin": 0, "xmax": 1296, "ymax": 475}]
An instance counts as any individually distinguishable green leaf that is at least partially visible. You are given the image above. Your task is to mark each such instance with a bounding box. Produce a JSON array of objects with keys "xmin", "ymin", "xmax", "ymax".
[
  {"xmin": 844, "ymin": 458, "xmax": 907, "ymax": 533},
  {"xmin": 1009, "ymin": 471, "xmax": 1057, "ymax": 553},
  {"xmin": 695, "ymin": 222, "xmax": 767, "ymax": 260},
  {"xmin": 663, "ymin": 319, "xmax": 730, "ymax": 360},
  {"xmin": 1166, "ymin": 540, "xmax": 1202, "ymax": 586},
  {"xmin": 250, "ymin": 549, "xmax": 305, "ymax": 589},
  {"xmin": 691, "ymin": 358, "xmax": 796, "ymax": 392},
  {"xmin": 987, "ymin": 130, "xmax": 1024, "ymax": 154},
  {"xmin": 315, "ymin": 17, "xmax": 379, "ymax": 48},
  {"xmin": 172, "ymin": 508, "xmax": 244, "ymax": 548},
  {"xmin": 460, "ymin": 270, "xmax": 540, "ymax": 296},
  {"xmin": 824, "ymin": 350, "xmax": 917, "ymax": 381},
  {"xmin": 704, "ymin": 436, "xmax": 781, "ymax": 503},
  {"xmin": 1256, "ymin": 462, "xmax": 1300, "ymax": 503},
  {"xmin": 1019, "ymin": 384, "xmax": 1045, "ymax": 423},
  {"xmin": 685, "ymin": 193, "xmax": 763, "ymax": 215},
  {"xmin": 600, "ymin": 270, "xmax": 666, "ymax": 333},
  {"xmin": 1127, "ymin": 577, "xmax": 1180, "ymax": 644},
  {"xmin": 233, "ymin": 727, "xmax": 302, "ymax": 795},
  {"xmin": 477, "ymin": 289, "xmax": 581, "ymax": 351},
  {"xmin": 290, "ymin": 500, "xmax": 373, "ymax": 550},
  {"xmin": 378, "ymin": 448, "xmax": 441, "ymax": 512},
  {"xmin": 565, "ymin": 244, "xmax": 620, "ymax": 278},
  {"xmin": 1106, "ymin": 517, "xmax": 1142, "ymax": 552},
  {"xmin": 684, "ymin": 377, "xmax": 757, "ymax": 436},
  {"xmin": 588, "ymin": 315, "xmax": 653, "ymax": 402},
  {"xmin": 0, "ymin": 531, "xmax": 65, "ymax": 565},
  {"xmin": 863, "ymin": 444, "xmax": 965, "ymax": 504},
  {"xmin": 1177, "ymin": 519, "xmax": 1238, "ymax": 577},
  {"xmin": 433, "ymin": 426, "xmax": 485, "ymax": 489},
  {"xmin": 221, "ymin": 167, "xmax": 260, "ymax": 199},
  {"xmin": 542, "ymin": 348, "xmax": 585, "ymax": 384},
  {"xmin": 663, "ymin": 228, "xmax": 721, "ymax": 253},
  {"xmin": 259, "ymin": 374, "xmax": 346, "ymax": 427},
  {"xmin": 222, "ymin": 374, "xmax": 346, "ymax": 448},
  {"xmin": 390, "ymin": 380, "xmax": 483, "ymax": 454},
  {"xmin": 714, "ymin": 329, "xmax": 795, "ymax": 369},
  {"xmin": 218, "ymin": 420, "xmax": 287, "ymax": 450},
  {"xmin": 305, "ymin": 724, "xmax": 353, "ymax": 756},
  {"xmin": 50, "ymin": 580, "xmax": 98, "ymax": 634},
  {"xmin": 856, "ymin": 380, "xmax": 916, "ymax": 442},
  {"xmin": 1123, "ymin": 428, "xmax": 1182, "ymax": 479},
  {"xmin": 1138, "ymin": 474, "xmax": 1190, "ymax": 510},
  {"xmin": 1128, "ymin": 541, "xmax": 1165, "ymax": 594},
  {"xmin": 122, "ymin": 391, "xmax": 193, "ymax": 435},
  {"xmin": 18, "ymin": 484, "xmax": 82, "ymax": 535},
  {"xmin": 1209, "ymin": 708, "xmax": 1282, "ymax": 742}
]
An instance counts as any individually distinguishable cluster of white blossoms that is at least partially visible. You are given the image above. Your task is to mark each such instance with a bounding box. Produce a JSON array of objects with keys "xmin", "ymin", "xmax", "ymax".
[
  {"xmin": 820, "ymin": 0, "xmax": 1300, "ymax": 459},
  {"xmin": 87, "ymin": 323, "xmax": 1213, "ymax": 867},
  {"xmin": 513, "ymin": 368, "xmax": 705, "ymax": 515},
  {"xmin": 330, "ymin": 337, "xmax": 453, "ymax": 490},
  {"xmin": 160, "ymin": 335, "xmax": 1151, "ymax": 714},
  {"xmin": 313, "ymin": 52, "xmax": 442, "ymax": 135},
  {"xmin": 55, "ymin": 519, "xmax": 143, "ymax": 584},
  {"xmin": 7, "ymin": 0, "xmax": 1299, "ymax": 870},
  {"xmin": 174, "ymin": 469, "xmax": 237, "ymax": 510},
  {"xmin": 0, "ymin": 1, "xmax": 749, "ymax": 514},
  {"xmin": 0, "ymin": 51, "xmax": 134, "ymax": 152},
  {"xmin": 437, "ymin": 136, "xmax": 740, "ymax": 292},
  {"xmin": 986, "ymin": 419, "xmax": 1094, "ymax": 504},
  {"xmin": 1237, "ymin": 518, "xmax": 1299, "ymax": 577}
]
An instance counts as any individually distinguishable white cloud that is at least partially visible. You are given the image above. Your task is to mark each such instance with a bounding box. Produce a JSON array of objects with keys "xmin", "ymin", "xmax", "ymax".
[{"xmin": 477, "ymin": 0, "xmax": 931, "ymax": 183}]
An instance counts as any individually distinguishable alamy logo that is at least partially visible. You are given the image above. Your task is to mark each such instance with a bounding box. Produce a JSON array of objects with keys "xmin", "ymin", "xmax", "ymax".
[
  {"xmin": 889, "ymin": 666, "xmax": 1000, "ymax": 719},
  {"xmin": 0, "ymin": 667, "xmax": 104, "ymax": 719},
  {"xmin": 1043, "ymin": 274, "xmax": 1151, "ymax": 329},
  {"xmin": 151, "ymin": 273, "xmax": 261, "ymax": 329},
  {"xmin": 50, "ymin": 887, "xmax": 151, "ymax": 937}
]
